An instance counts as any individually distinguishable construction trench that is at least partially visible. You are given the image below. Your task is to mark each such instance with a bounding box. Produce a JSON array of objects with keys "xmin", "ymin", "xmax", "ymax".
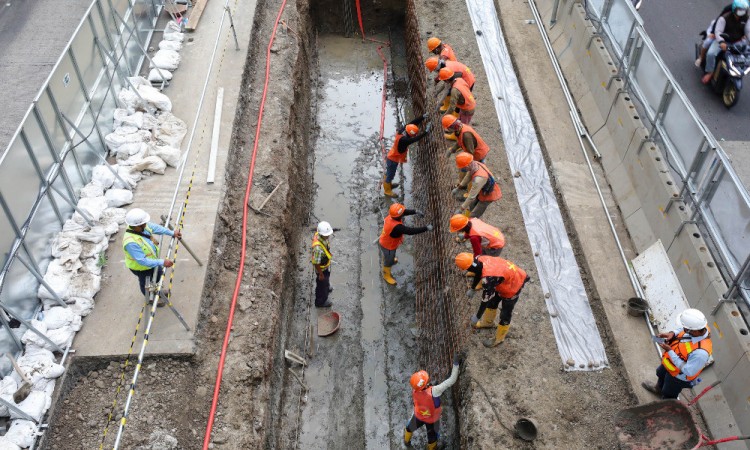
[{"xmin": 36, "ymin": 0, "xmax": 645, "ymax": 448}]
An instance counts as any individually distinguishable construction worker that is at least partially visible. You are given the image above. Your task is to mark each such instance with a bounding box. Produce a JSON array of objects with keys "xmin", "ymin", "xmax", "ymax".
[
  {"xmin": 122, "ymin": 208, "xmax": 181, "ymax": 306},
  {"xmin": 453, "ymin": 152, "xmax": 502, "ymax": 219},
  {"xmin": 426, "ymin": 37, "xmax": 457, "ymax": 61},
  {"xmin": 426, "ymin": 57, "xmax": 475, "ymax": 125},
  {"xmin": 442, "ymin": 115, "xmax": 488, "ymax": 162},
  {"xmin": 379, "ymin": 203, "xmax": 433, "ymax": 285},
  {"xmin": 404, "ymin": 353, "xmax": 462, "ymax": 449},
  {"xmin": 642, "ymin": 308, "xmax": 713, "ymax": 399},
  {"xmin": 384, "ymin": 114, "xmax": 433, "ymax": 198},
  {"xmin": 311, "ymin": 221, "xmax": 334, "ymax": 308},
  {"xmin": 455, "ymin": 252, "xmax": 529, "ymax": 346},
  {"xmin": 438, "ymin": 68, "xmax": 475, "ymax": 125},
  {"xmin": 449, "ymin": 214, "xmax": 505, "ymax": 256}
]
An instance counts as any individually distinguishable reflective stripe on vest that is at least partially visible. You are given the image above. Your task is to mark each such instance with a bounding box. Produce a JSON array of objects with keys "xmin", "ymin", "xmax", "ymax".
[
  {"xmin": 387, "ymin": 134, "xmax": 407, "ymax": 163},
  {"xmin": 413, "ymin": 386, "xmax": 442, "ymax": 424},
  {"xmin": 452, "ymin": 78, "xmax": 475, "ymax": 111},
  {"xmin": 477, "ymin": 255, "xmax": 527, "ymax": 298},
  {"xmin": 311, "ymin": 232, "xmax": 332, "ymax": 269},
  {"xmin": 379, "ymin": 216, "xmax": 405, "ymax": 250},
  {"xmin": 458, "ymin": 124, "xmax": 488, "ymax": 161},
  {"xmin": 441, "ymin": 44, "xmax": 457, "ymax": 62},
  {"xmin": 468, "ymin": 218, "xmax": 505, "ymax": 249},
  {"xmin": 471, "ymin": 162, "xmax": 502, "ymax": 202},
  {"xmin": 445, "ymin": 60, "xmax": 475, "ymax": 88},
  {"xmin": 122, "ymin": 225, "xmax": 158, "ymax": 271},
  {"xmin": 661, "ymin": 329, "xmax": 713, "ymax": 381}
]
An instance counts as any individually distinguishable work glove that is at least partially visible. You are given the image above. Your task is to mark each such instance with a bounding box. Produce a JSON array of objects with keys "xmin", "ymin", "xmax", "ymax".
[
  {"xmin": 451, "ymin": 188, "xmax": 460, "ymax": 196},
  {"xmin": 466, "ymin": 289, "xmax": 475, "ymax": 298},
  {"xmin": 415, "ymin": 210, "xmax": 425, "ymax": 218},
  {"xmin": 453, "ymin": 351, "xmax": 465, "ymax": 366},
  {"xmin": 462, "ymin": 209, "xmax": 471, "ymax": 217},
  {"xmin": 426, "ymin": 224, "xmax": 434, "ymax": 231},
  {"xmin": 425, "ymin": 123, "xmax": 433, "ymax": 133}
]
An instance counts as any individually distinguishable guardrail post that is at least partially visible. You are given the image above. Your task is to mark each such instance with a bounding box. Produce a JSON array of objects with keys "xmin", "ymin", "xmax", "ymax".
[{"xmin": 713, "ymin": 253, "xmax": 750, "ymax": 315}]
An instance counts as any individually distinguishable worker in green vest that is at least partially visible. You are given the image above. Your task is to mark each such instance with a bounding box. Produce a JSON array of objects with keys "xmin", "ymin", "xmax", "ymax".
[{"xmin": 122, "ymin": 208, "xmax": 181, "ymax": 305}]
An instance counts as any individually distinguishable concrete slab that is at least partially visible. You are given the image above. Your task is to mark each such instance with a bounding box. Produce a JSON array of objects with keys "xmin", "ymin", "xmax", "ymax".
[{"xmin": 72, "ymin": 0, "xmax": 257, "ymax": 357}]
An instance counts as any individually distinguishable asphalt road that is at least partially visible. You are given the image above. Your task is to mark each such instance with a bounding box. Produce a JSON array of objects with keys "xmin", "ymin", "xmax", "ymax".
[{"xmin": 638, "ymin": 0, "xmax": 750, "ymax": 142}]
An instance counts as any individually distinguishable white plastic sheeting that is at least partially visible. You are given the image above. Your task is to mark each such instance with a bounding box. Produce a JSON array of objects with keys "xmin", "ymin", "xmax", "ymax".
[{"xmin": 465, "ymin": 0, "xmax": 608, "ymax": 370}]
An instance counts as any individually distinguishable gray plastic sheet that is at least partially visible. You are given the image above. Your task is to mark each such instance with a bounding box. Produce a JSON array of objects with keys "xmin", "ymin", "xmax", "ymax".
[{"xmin": 465, "ymin": 0, "xmax": 608, "ymax": 370}]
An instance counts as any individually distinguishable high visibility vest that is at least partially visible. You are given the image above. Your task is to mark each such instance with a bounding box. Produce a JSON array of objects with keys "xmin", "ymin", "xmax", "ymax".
[
  {"xmin": 661, "ymin": 330, "xmax": 713, "ymax": 381},
  {"xmin": 122, "ymin": 225, "xmax": 158, "ymax": 271},
  {"xmin": 470, "ymin": 162, "xmax": 502, "ymax": 202},
  {"xmin": 413, "ymin": 387, "xmax": 442, "ymax": 424},
  {"xmin": 478, "ymin": 255, "xmax": 528, "ymax": 298},
  {"xmin": 468, "ymin": 218, "xmax": 505, "ymax": 250},
  {"xmin": 458, "ymin": 124, "xmax": 488, "ymax": 161},
  {"xmin": 451, "ymin": 78, "xmax": 475, "ymax": 111},
  {"xmin": 445, "ymin": 60, "xmax": 475, "ymax": 88},
  {"xmin": 379, "ymin": 216, "xmax": 405, "ymax": 250},
  {"xmin": 387, "ymin": 134, "xmax": 407, "ymax": 164},
  {"xmin": 311, "ymin": 232, "xmax": 332, "ymax": 270},
  {"xmin": 441, "ymin": 44, "xmax": 457, "ymax": 62}
]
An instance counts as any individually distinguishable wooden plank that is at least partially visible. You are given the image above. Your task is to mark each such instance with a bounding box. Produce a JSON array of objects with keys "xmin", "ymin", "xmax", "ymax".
[
  {"xmin": 206, "ymin": 87, "xmax": 223, "ymax": 183},
  {"xmin": 185, "ymin": 0, "xmax": 209, "ymax": 32}
]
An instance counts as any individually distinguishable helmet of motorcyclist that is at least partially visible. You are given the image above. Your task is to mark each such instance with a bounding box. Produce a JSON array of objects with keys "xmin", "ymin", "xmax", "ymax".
[{"xmin": 732, "ymin": 0, "xmax": 748, "ymax": 15}]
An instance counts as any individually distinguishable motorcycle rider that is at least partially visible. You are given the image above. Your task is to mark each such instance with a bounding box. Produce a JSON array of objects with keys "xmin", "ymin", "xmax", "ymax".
[
  {"xmin": 696, "ymin": 4, "xmax": 733, "ymax": 67},
  {"xmin": 702, "ymin": 0, "xmax": 750, "ymax": 84}
]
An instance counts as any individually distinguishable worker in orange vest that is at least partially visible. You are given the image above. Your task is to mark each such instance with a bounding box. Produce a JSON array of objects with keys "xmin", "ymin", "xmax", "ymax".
[
  {"xmin": 425, "ymin": 57, "xmax": 475, "ymax": 126},
  {"xmin": 383, "ymin": 115, "xmax": 432, "ymax": 198},
  {"xmin": 455, "ymin": 253, "xmax": 530, "ymax": 346},
  {"xmin": 449, "ymin": 214, "xmax": 505, "ymax": 256},
  {"xmin": 404, "ymin": 353, "xmax": 462, "ymax": 449},
  {"xmin": 426, "ymin": 37, "xmax": 457, "ymax": 61},
  {"xmin": 642, "ymin": 308, "xmax": 713, "ymax": 399},
  {"xmin": 453, "ymin": 152, "xmax": 502, "ymax": 218},
  {"xmin": 379, "ymin": 203, "xmax": 433, "ymax": 285},
  {"xmin": 442, "ymin": 115, "xmax": 489, "ymax": 162},
  {"xmin": 438, "ymin": 68, "xmax": 475, "ymax": 125}
]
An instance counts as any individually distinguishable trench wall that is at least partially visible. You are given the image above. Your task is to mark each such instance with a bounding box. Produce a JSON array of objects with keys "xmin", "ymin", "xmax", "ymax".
[{"xmin": 536, "ymin": 0, "xmax": 750, "ymax": 441}]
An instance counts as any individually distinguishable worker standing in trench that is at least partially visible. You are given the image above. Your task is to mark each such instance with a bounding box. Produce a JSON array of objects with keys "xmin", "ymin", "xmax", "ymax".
[
  {"xmin": 311, "ymin": 221, "xmax": 335, "ymax": 308},
  {"xmin": 383, "ymin": 114, "xmax": 433, "ymax": 198},
  {"xmin": 404, "ymin": 353, "xmax": 462, "ymax": 449},
  {"xmin": 379, "ymin": 203, "xmax": 433, "ymax": 285},
  {"xmin": 453, "ymin": 152, "xmax": 502, "ymax": 218},
  {"xmin": 455, "ymin": 252, "xmax": 530, "ymax": 346},
  {"xmin": 448, "ymin": 214, "xmax": 505, "ymax": 256},
  {"xmin": 438, "ymin": 67, "xmax": 476, "ymax": 126}
]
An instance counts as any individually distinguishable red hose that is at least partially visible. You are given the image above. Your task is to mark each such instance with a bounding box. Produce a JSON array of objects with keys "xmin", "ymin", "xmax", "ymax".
[
  {"xmin": 202, "ymin": 1, "xmax": 288, "ymax": 448},
  {"xmin": 355, "ymin": 0, "xmax": 365, "ymax": 40},
  {"xmin": 375, "ymin": 46, "xmax": 388, "ymax": 160}
]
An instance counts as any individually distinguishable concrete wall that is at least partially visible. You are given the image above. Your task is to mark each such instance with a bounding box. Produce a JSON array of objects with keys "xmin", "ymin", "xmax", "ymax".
[{"xmin": 536, "ymin": 0, "xmax": 750, "ymax": 444}]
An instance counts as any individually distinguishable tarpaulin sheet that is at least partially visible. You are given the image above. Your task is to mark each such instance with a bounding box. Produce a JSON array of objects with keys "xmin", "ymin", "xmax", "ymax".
[{"xmin": 465, "ymin": 0, "xmax": 608, "ymax": 370}]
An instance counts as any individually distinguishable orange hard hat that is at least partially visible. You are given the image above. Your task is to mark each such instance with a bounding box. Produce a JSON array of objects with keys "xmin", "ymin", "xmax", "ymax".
[
  {"xmin": 425, "ymin": 56, "xmax": 440, "ymax": 72},
  {"xmin": 449, "ymin": 214, "xmax": 469, "ymax": 232},
  {"xmin": 441, "ymin": 114, "xmax": 458, "ymax": 130},
  {"xmin": 438, "ymin": 67, "xmax": 455, "ymax": 81},
  {"xmin": 405, "ymin": 124, "xmax": 419, "ymax": 137},
  {"xmin": 427, "ymin": 37, "xmax": 442, "ymax": 52},
  {"xmin": 455, "ymin": 151, "xmax": 473, "ymax": 169},
  {"xmin": 410, "ymin": 370, "xmax": 430, "ymax": 390},
  {"xmin": 389, "ymin": 203, "xmax": 406, "ymax": 218},
  {"xmin": 455, "ymin": 252, "xmax": 474, "ymax": 270}
]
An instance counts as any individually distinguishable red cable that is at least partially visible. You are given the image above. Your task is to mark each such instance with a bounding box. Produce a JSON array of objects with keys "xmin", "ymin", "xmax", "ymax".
[
  {"xmin": 355, "ymin": 0, "xmax": 365, "ymax": 40},
  {"xmin": 202, "ymin": 1, "xmax": 288, "ymax": 448},
  {"xmin": 375, "ymin": 46, "xmax": 388, "ymax": 161}
]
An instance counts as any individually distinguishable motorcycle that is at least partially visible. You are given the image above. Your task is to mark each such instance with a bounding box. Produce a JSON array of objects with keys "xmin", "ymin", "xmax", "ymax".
[{"xmin": 696, "ymin": 32, "xmax": 750, "ymax": 108}]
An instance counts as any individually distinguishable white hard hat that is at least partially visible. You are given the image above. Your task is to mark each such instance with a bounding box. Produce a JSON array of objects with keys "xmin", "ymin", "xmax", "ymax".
[
  {"xmin": 678, "ymin": 308, "xmax": 707, "ymax": 331},
  {"xmin": 125, "ymin": 208, "xmax": 150, "ymax": 227},
  {"xmin": 317, "ymin": 221, "xmax": 333, "ymax": 237}
]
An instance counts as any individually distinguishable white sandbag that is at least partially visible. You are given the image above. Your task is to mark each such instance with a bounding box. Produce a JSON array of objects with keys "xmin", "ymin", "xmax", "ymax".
[
  {"xmin": 127, "ymin": 76, "xmax": 151, "ymax": 88},
  {"xmin": 73, "ymin": 226, "xmax": 106, "ymax": 244},
  {"xmin": 101, "ymin": 220, "xmax": 120, "ymax": 236},
  {"xmin": 4, "ymin": 420, "xmax": 35, "ymax": 448},
  {"xmin": 79, "ymin": 183, "xmax": 104, "ymax": 199},
  {"xmin": 163, "ymin": 21, "xmax": 185, "ymax": 42},
  {"xmin": 150, "ymin": 49, "xmax": 181, "ymax": 71},
  {"xmin": 50, "ymin": 234, "xmax": 82, "ymax": 265},
  {"xmin": 104, "ymin": 189, "xmax": 134, "ymax": 208},
  {"xmin": 21, "ymin": 321, "xmax": 49, "ymax": 349},
  {"xmin": 80, "ymin": 257, "xmax": 103, "ymax": 276},
  {"xmin": 45, "ymin": 327, "xmax": 75, "ymax": 350},
  {"xmin": 118, "ymin": 88, "xmax": 144, "ymax": 114},
  {"xmin": 133, "ymin": 156, "xmax": 167, "ymax": 175},
  {"xmin": 41, "ymin": 306, "xmax": 78, "ymax": 331},
  {"xmin": 113, "ymin": 166, "xmax": 141, "ymax": 190},
  {"xmin": 0, "ymin": 376, "xmax": 18, "ymax": 416},
  {"xmin": 91, "ymin": 165, "xmax": 116, "ymax": 189},
  {"xmin": 76, "ymin": 197, "xmax": 109, "ymax": 222},
  {"xmin": 69, "ymin": 273, "xmax": 101, "ymax": 299},
  {"xmin": 79, "ymin": 240, "xmax": 107, "ymax": 259},
  {"xmin": 148, "ymin": 68, "xmax": 173, "ymax": 83},
  {"xmin": 155, "ymin": 112, "xmax": 187, "ymax": 148},
  {"xmin": 102, "ymin": 207, "xmax": 127, "ymax": 225},
  {"xmin": 148, "ymin": 143, "xmax": 181, "ymax": 168},
  {"xmin": 136, "ymin": 84, "xmax": 172, "ymax": 111},
  {"xmin": 142, "ymin": 113, "xmax": 158, "ymax": 131},
  {"xmin": 105, "ymin": 128, "xmax": 151, "ymax": 153},
  {"xmin": 116, "ymin": 147, "xmax": 148, "ymax": 167},
  {"xmin": 9, "ymin": 391, "xmax": 47, "ymax": 421},
  {"xmin": 0, "ymin": 437, "xmax": 22, "ymax": 450},
  {"xmin": 61, "ymin": 219, "xmax": 86, "ymax": 233},
  {"xmin": 115, "ymin": 142, "xmax": 149, "ymax": 159},
  {"xmin": 69, "ymin": 297, "xmax": 95, "ymax": 317},
  {"xmin": 38, "ymin": 265, "xmax": 72, "ymax": 301},
  {"xmin": 114, "ymin": 109, "xmax": 144, "ymax": 129},
  {"xmin": 158, "ymin": 39, "xmax": 182, "ymax": 51}
]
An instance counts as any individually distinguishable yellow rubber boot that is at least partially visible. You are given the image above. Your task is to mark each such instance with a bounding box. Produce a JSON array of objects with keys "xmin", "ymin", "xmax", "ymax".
[
  {"xmin": 483, "ymin": 324, "xmax": 510, "ymax": 348},
  {"xmin": 439, "ymin": 95, "xmax": 450, "ymax": 113},
  {"xmin": 383, "ymin": 182, "xmax": 398, "ymax": 198},
  {"xmin": 473, "ymin": 308, "xmax": 497, "ymax": 329},
  {"xmin": 383, "ymin": 266, "xmax": 397, "ymax": 285},
  {"xmin": 426, "ymin": 442, "xmax": 437, "ymax": 450},
  {"xmin": 404, "ymin": 429, "xmax": 413, "ymax": 446}
]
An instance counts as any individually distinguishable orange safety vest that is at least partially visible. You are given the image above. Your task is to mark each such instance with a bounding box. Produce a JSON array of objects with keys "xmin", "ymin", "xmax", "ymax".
[
  {"xmin": 441, "ymin": 44, "xmax": 457, "ymax": 62},
  {"xmin": 451, "ymin": 78, "xmax": 475, "ymax": 111},
  {"xmin": 379, "ymin": 216, "xmax": 405, "ymax": 250},
  {"xmin": 470, "ymin": 162, "xmax": 502, "ymax": 202},
  {"xmin": 458, "ymin": 124, "xmax": 488, "ymax": 161},
  {"xmin": 444, "ymin": 60, "xmax": 475, "ymax": 88},
  {"xmin": 387, "ymin": 134, "xmax": 407, "ymax": 164},
  {"xmin": 661, "ymin": 330, "xmax": 713, "ymax": 381},
  {"xmin": 467, "ymin": 218, "xmax": 505, "ymax": 250},
  {"xmin": 477, "ymin": 255, "xmax": 527, "ymax": 298},
  {"xmin": 413, "ymin": 387, "xmax": 442, "ymax": 424}
]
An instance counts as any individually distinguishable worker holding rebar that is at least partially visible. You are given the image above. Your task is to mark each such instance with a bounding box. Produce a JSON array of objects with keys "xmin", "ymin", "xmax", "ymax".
[
  {"xmin": 427, "ymin": 37, "xmax": 457, "ymax": 62},
  {"xmin": 641, "ymin": 308, "xmax": 713, "ymax": 399},
  {"xmin": 379, "ymin": 203, "xmax": 433, "ymax": 285},
  {"xmin": 404, "ymin": 353, "xmax": 463, "ymax": 449},
  {"xmin": 123, "ymin": 208, "xmax": 181, "ymax": 306},
  {"xmin": 438, "ymin": 68, "xmax": 475, "ymax": 126},
  {"xmin": 449, "ymin": 214, "xmax": 505, "ymax": 256},
  {"xmin": 311, "ymin": 221, "xmax": 335, "ymax": 308},
  {"xmin": 383, "ymin": 115, "xmax": 433, "ymax": 198},
  {"xmin": 425, "ymin": 57, "xmax": 475, "ymax": 128},
  {"xmin": 455, "ymin": 253, "xmax": 529, "ymax": 346},
  {"xmin": 453, "ymin": 152, "xmax": 502, "ymax": 219}
]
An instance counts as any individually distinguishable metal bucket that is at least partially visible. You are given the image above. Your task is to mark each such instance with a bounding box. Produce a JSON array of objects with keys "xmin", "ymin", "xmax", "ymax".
[
  {"xmin": 514, "ymin": 418, "xmax": 538, "ymax": 441},
  {"xmin": 627, "ymin": 297, "xmax": 649, "ymax": 317}
]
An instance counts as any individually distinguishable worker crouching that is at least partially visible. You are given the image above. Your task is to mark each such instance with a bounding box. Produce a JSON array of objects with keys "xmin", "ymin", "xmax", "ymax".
[
  {"xmin": 449, "ymin": 214, "xmax": 505, "ymax": 256},
  {"xmin": 426, "ymin": 37, "xmax": 457, "ymax": 62},
  {"xmin": 453, "ymin": 152, "xmax": 502, "ymax": 219},
  {"xmin": 439, "ymin": 68, "xmax": 475, "ymax": 125},
  {"xmin": 455, "ymin": 252, "xmax": 530, "ymax": 347},
  {"xmin": 379, "ymin": 203, "xmax": 433, "ymax": 285}
]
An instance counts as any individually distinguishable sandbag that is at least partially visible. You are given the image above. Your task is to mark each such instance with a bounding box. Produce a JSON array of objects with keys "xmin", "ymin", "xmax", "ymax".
[
  {"xmin": 50, "ymin": 234, "xmax": 82, "ymax": 265},
  {"xmin": 69, "ymin": 273, "xmax": 101, "ymax": 300},
  {"xmin": 163, "ymin": 21, "xmax": 185, "ymax": 42},
  {"xmin": 148, "ymin": 68, "xmax": 173, "ymax": 83},
  {"xmin": 69, "ymin": 297, "xmax": 95, "ymax": 317},
  {"xmin": 115, "ymin": 141, "xmax": 149, "ymax": 158},
  {"xmin": 9, "ymin": 391, "xmax": 47, "ymax": 421},
  {"xmin": 101, "ymin": 207, "xmax": 127, "ymax": 225},
  {"xmin": 136, "ymin": 84, "xmax": 173, "ymax": 111},
  {"xmin": 21, "ymin": 321, "xmax": 49, "ymax": 349},
  {"xmin": 4, "ymin": 420, "xmax": 35, "ymax": 448},
  {"xmin": 79, "ymin": 239, "xmax": 107, "ymax": 259},
  {"xmin": 104, "ymin": 128, "xmax": 150, "ymax": 153},
  {"xmin": 155, "ymin": 113, "xmax": 187, "ymax": 148},
  {"xmin": 79, "ymin": 183, "xmax": 104, "ymax": 199},
  {"xmin": 76, "ymin": 197, "xmax": 109, "ymax": 222},
  {"xmin": 133, "ymin": 156, "xmax": 167, "ymax": 174},
  {"xmin": 41, "ymin": 306, "xmax": 80, "ymax": 331},
  {"xmin": 0, "ymin": 376, "xmax": 18, "ymax": 416},
  {"xmin": 91, "ymin": 165, "xmax": 116, "ymax": 189},
  {"xmin": 114, "ymin": 109, "xmax": 145, "ymax": 129},
  {"xmin": 73, "ymin": 226, "xmax": 106, "ymax": 244},
  {"xmin": 0, "ymin": 437, "xmax": 22, "ymax": 450},
  {"xmin": 38, "ymin": 264, "xmax": 72, "ymax": 301},
  {"xmin": 158, "ymin": 40, "xmax": 182, "ymax": 51},
  {"xmin": 104, "ymin": 189, "xmax": 134, "ymax": 208},
  {"xmin": 113, "ymin": 166, "xmax": 141, "ymax": 189},
  {"xmin": 148, "ymin": 143, "xmax": 181, "ymax": 167},
  {"xmin": 118, "ymin": 89, "xmax": 144, "ymax": 114},
  {"xmin": 149, "ymin": 49, "xmax": 181, "ymax": 70},
  {"xmin": 80, "ymin": 257, "xmax": 103, "ymax": 276},
  {"xmin": 142, "ymin": 113, "xmax": 158, "ymax": 131}
]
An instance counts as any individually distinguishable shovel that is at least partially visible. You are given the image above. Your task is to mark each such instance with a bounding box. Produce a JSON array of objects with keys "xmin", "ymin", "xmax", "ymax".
[{"xmin": 7, "ymin": 353, "xmax": 32, "ymax": 404}]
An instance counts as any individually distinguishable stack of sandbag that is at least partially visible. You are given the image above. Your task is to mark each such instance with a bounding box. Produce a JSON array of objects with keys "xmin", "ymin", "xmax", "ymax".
[{"xmin": 148, "ymin": 21, "xmax": 185, "ymax": 83}]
